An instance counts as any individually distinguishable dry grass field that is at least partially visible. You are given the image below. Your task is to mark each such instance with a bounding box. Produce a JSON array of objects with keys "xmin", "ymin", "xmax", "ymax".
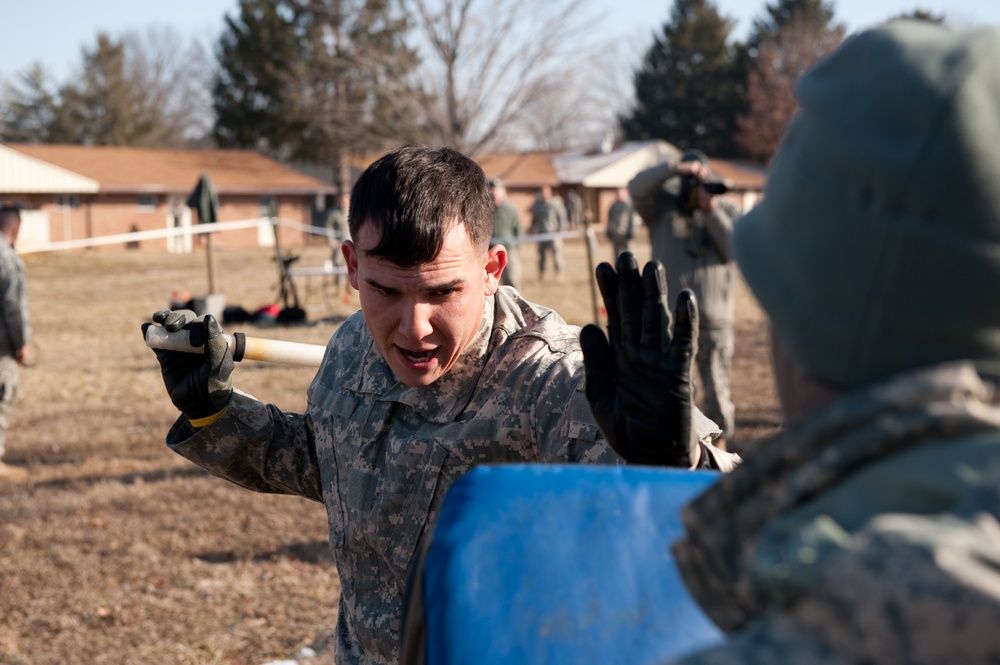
[{"xmin": 0, "ymin": 230, "xmax": 780, "ymax": 665}]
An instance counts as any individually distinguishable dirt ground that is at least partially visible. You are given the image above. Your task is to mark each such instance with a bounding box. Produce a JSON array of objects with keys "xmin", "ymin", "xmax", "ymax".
[{"xmin": 0, "ymin": 230, "xmax": 780, "ymax": 665}]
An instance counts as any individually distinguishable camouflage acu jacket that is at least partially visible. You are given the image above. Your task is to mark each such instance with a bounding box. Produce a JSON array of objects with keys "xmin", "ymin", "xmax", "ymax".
[
  {"xmin": 167, "ymin": 288, "xmax": 629, "ymax": 664},
  {"xmin": 670, "ymin": 362, "xmax": 1000, "ymax": 664},
  {"xmin": 0, "ymin": 236, "xmax": 29, "ymax": 355}
]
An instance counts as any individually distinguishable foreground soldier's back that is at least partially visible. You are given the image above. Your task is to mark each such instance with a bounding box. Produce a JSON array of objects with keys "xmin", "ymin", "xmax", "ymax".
[{"xmin": 663, "ymin": 20, "xmax": 1000, "ymax": 664}]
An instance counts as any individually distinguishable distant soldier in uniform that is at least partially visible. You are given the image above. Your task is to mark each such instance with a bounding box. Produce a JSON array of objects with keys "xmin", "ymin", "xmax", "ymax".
[
  {"xmin": 630, "ymin": 148, "xmax": 740, "ymax": 443},
  {"xmin": 565, "ymin": 187, "xmax": 584, "ymax": 230},
  {"xmin": 0, "ymin": 206, "xmax": 30, "ymax": 482},
  {"xmin": 606, "ymin": 187, "xmax": 638, "ymax": 260},
  {"xmin": 143, "ymin": 146, "xmax": 737, "ymax": 665},
  {"xmin": 326, "ymin": 193, "xmax": 350, "ymax": 293},
  {"xmin": 488, "ymin": 178, "xmax": 522, "ymax": 292},
  {"xmin": 529, "ymin": 185, "xmax": 567, "ymax": 283},
  {"xmin": 595, "ymin": 21, "xmax": 1000, "ymax": 664}
]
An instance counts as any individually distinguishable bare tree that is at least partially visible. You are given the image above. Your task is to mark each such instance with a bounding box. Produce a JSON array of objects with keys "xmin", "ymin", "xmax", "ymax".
[
  {"xmin": 122, "ymin": 25, "xmax": 216, "ymax": 145},
  {"xmin": 1, "ymin": 26, "xmax": 214, "ymax": 147},
  {"xmin": 403, "ymin": 0, "xmax": 601, "ymax": 154},
  {"xmin": 510, "ymin": 34, "xmax": 638, "ymax": 151},
  {"xmin": 734, "ymin": 15, "xmax": 842, "ymax": 161}
]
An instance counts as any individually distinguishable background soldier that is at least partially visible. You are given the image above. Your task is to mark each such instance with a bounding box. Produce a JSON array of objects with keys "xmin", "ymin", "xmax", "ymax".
[
  {"xmin": 488, "ymin": 178, "xmax": 522, "ymax": 292},
  {"xmin": 629, "ymin": 149, "xmax": 740, "ymax": 445},
  {"xmin": 326, "ymin": 193, "xmax": 350, "ymax": 293},
  {"xmin": 0, "ymin": 206, "xmax": 31, "ymax": 482},
  {"xmin": 529, "ymin": 184, "xmax": 567, "ymax": 283},
  {"xmin": 606, "ymin": 187, "xmax": 638, "ymax": 260}
]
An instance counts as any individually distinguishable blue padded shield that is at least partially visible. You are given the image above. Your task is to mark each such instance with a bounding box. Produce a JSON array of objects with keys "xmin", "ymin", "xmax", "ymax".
[{"xmin": 420, "ymin": 464, "xmax": 725, "ymax": 664}]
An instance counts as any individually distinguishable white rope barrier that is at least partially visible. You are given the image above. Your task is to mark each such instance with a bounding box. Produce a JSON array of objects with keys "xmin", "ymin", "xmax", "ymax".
[
  {"xmin": 19, "ymin": 216, "xmax": 589, "ymax": 255},
  {"xmin": 19, "ymin": 218, "xmax": 270, "ymax": 254},
  {"xmin": 275, "ymin": 218, "xmax": 588, "ymax": 245}
]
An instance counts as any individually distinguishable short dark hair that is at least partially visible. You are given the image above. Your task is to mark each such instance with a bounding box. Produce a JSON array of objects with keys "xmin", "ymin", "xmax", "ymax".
[
  {"xmin": 348, "ymin": 145, "xmax": 493, "ymax": 267},
  {"xmin": 0, "ymin": 205, "xmax": 21, "ymax": 233}
]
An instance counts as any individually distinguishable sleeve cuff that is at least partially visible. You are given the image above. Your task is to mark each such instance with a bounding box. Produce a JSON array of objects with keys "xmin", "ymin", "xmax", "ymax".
[{"xmin": 188, "ymin": 408, "xmax": 226, "ymax": 428}]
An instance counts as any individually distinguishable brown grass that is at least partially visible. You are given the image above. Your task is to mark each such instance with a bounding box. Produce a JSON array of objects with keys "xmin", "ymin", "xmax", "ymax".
[{"xmin": 0, "ymin": 230, "xmax": 779, "ymax": 664}]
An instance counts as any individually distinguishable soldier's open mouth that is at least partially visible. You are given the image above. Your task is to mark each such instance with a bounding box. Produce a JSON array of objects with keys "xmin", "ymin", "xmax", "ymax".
[{"xmin": 402, "ymin": 349, "xmax": 434, "ymax": 363}]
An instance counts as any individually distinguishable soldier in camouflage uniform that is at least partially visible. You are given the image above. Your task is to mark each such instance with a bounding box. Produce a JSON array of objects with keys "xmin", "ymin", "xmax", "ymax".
[
  {"xmin": 0, "ymin": 206, "xmax": 30, "ymax": 482},
  {"xmin": 326, "ymin": 193, "xmax": 350, "ymax": 293},
  {"xmin": 630, "ymin": 149, "xmax": 740, "ymax": 442},
  {"xmin": 488, "ymin": 178, "xmax": 522, "ymax": 292},
  {"xmin": 605, "ymin": 22, "xmax": 1000, "ymax": 664},
  {"xmin": 143, "ymin": 146, "xmax": 737, "ymax": 665},
  {"xmin": 529, "ymin": 185, "xmax": 567, "ymax": 283},
  {"xmin": 606, "ymin": 187, "xmax": 637, "ymax": 260}
]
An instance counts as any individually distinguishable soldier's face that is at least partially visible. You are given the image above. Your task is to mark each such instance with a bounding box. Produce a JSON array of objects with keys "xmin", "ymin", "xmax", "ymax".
[{"xmin": 345, "ymin": 220, "xmax": 504, "ymax": 387}]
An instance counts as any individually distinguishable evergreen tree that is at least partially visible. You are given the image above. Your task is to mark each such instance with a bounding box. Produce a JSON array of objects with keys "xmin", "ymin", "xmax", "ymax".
[
  {"xmin": 0, "ymin": 65, "xmax": 62, "ymax": 143},
  {"xmin": 888, "ymin": 9, "xmax": 945, "ymax": 23},
  {"xmin": 213, "ymin": 0, "xmax": 422, "ymax": 191},
  {"xmin": 212, "ymin": 0, "xmax": 304, "ymax": 156},
  {"xmin": 749, "ymin": 0, "xmax": 837, "ymax": 44},
  {"xmin": 619, "ymin": 0, "xmax": 741, "ymax": 156}
]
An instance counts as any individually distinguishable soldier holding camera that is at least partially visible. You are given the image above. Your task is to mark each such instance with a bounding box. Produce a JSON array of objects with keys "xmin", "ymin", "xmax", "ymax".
[{"xmin": 629, "ymin": 149, "xmax": 741, "ymax": 445}]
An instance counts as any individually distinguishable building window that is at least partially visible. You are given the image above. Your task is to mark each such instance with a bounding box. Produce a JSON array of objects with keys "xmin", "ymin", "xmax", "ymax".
[
  {"xmin": 55, "ymin": 194, "xmax": 80, "ymax": 209},
  {"xmin": 137, "ymin": 195, "xmax": 157, "ymax": 210}
]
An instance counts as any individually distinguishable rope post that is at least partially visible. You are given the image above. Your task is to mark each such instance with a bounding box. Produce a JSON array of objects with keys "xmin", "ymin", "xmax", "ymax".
[{"xmin": 584, "ymin": 225, "xmax": 600, "ymax": 325}]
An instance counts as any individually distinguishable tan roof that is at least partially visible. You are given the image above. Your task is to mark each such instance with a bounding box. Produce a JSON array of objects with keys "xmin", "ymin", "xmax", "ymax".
[
  {"xmin": 6, "ymin": 144, "xmax": 335, "ymax": 195},
  {"xmin": 474, "ymin": 152, "xmax": 560, "ymax": 188},
  {"xmin": 477, "ymin": 147, "xmax": 768, "ymax": 193}
]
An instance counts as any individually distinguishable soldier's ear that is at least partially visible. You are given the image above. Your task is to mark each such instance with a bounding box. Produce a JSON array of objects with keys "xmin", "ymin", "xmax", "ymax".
[
  {"xmin": 484, "ymin": 245, "xmax": 506, "ymax": 295},
  {"xmin": 344, "ymin": 240, "xmax": 360, "ymax": 290}
]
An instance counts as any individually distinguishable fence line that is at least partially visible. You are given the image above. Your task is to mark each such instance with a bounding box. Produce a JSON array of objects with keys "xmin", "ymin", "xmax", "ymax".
[
  {"xmin": 20, "ymin": 216, "xmax": 601, "ymax": 322},
  {"xmin": 19, "ymin": 217, "xmax": 589, "ymax": 255},
  {"xmin": 19, "ymin": 218, "xmax": 269, "ymax": 254}
]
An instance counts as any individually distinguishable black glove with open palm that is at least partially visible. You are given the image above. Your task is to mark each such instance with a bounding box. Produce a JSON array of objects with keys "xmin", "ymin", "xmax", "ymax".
[
  {"xmin": 580, "ymin": 252, "xmax": 700, "ymax": 467},
  {"xmin": 141, "ymin": 309, "xmax": 234, "ymax": 423}
]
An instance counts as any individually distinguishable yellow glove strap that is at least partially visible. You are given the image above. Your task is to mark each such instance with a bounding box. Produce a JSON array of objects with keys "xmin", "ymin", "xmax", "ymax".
[{"xmin": 188, "ymin": 408, "xmax": 226, "ymax": 428}]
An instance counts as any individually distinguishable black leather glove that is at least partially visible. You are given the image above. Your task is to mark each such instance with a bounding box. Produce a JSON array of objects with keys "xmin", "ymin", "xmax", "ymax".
[
  {"xmin": 141, "ymin": 309, "xmax": 234, "ymax": 423},
  {"xmin": 580, "ymin": 252, "xmax": 700, "ymax": 467}
]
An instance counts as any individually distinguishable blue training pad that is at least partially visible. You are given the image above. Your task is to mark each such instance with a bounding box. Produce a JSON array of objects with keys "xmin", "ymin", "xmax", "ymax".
[{"xmin": 421, "ymin": 464, "xmax": 725, "ymax": 664}]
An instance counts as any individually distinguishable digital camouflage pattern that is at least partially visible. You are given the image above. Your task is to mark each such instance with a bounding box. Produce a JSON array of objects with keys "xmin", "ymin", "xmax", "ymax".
[
  {"xmin": 167, "ymin": 287, "xmax": 739, "ymax": 665},
  {"xmin": 670, "ymin": 362, "xmax": 1000, "ymax": 664},
  {"xmin": 0, "ymin": 235, "xmax": 30, "ymax": 355},
  {"xmin": 0, "ymin": 234, "xmax": 29, "ymax": 457}
]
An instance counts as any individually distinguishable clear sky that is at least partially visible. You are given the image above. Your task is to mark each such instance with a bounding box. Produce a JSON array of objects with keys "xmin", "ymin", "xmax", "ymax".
[{"xmin": 3, "ymin": 0, "xmax": 999, "ymax": 85}]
